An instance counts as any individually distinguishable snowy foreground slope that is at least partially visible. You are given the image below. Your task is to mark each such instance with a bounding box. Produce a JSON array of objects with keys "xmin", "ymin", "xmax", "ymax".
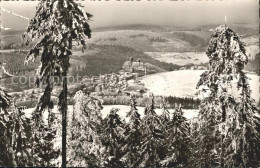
[{"xmin": 141, "ymin": 70, "xmax": 259, "ymax": 104}]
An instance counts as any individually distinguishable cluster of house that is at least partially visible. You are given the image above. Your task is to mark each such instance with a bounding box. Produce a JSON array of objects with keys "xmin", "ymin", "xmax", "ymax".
[
  {"xmin": 9, "ymin": 58, "xmax": 151, "ymax": 108},
  {"xmin": 81, "ymin": 59, "xmax": 149, "ymax": 97},
  {"xmin": 82, "ymin": 71, "xmax": 144, "ymax": 96}
]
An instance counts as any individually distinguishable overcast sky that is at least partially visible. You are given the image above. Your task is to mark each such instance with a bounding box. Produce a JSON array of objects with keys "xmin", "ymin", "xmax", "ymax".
[{"xmin": 1, "ymin": 0, "xmax": 258, "ymax": 30}]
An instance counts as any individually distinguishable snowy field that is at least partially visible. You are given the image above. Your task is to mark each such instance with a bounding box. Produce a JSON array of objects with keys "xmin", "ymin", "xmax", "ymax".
[
  {"xmin": 101, "ymin": 105, "xmax": 198, "ymax": 121},
  {"xmin": 141, "ymin": 70, "xmax": 259, "ymax": 104},
  {"xmin": 24, "ymin": 105, "xmax": 198, "ymax": 121}
]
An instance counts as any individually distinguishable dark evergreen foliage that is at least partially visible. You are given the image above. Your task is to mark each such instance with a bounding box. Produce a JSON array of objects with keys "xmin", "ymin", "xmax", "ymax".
[
  {"xmin": 195, "ymin": 24, "xmax": 260, "ymax": 167},
  {"xmin": 161, "ymin": 104, "xmax": 192, "ymax": 167},
  {"xmin": 103, "ymin": 108, "xmax": 125, "ymax": 167},
  {"xmin": 68, "ymin": 91, "xmax": 104, "ymax": 167},
  {"xmin": 138, "ymin": 95, "xmax": 165, "ymax": 167},
  {"xmin": 121, "ymin": 94, "xmax": 142, "ymax": 167},
  {"xmin": 23, "ymin": 0, "xmax": 92, "ymax": 166},
  {"xmin": 0, "ymin": 100, "xmax": 33, "ymax": 167}
]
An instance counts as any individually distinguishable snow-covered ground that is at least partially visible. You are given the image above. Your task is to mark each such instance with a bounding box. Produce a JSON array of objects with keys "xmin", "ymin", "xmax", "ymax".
[
  {"xmin": 141, "ymin": 70, "xmax": 259, "ymax": 104},
  {"xmin": 24, "ymin": 105, "xmax": 198, "ymax": 121},
  {"xmin": 101, "ymin": 105, "xmax": 198, "ymax": 121}
]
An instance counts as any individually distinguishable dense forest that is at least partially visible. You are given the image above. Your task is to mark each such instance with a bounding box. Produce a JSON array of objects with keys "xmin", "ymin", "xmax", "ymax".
[
  {"xmin": 171, "ymin": 32, "xmax": 210, "ymax": 51},
  {"xmin": 103, "ymin": 95, "xmax": 200, "ymax": 109},
  {"xmin": 0, "ymin": 52, "xmax": 37, "ymax": 75},
  {"xmin": 71, "ymin": 44, "xmax": 180, "ymax": 77}
]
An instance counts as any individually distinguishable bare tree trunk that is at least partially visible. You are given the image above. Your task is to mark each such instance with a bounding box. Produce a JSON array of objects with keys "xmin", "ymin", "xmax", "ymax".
[
  {"xmin": 10, "ymin": 118, "xmax": 17, "ymax": 167},
  {"xmin": 61, "ymin": 72, "xmax": 68, "ymax": 167},
  {"xmin": 220, "ymin": 134, "xmax": 224, "ymax": 167}
]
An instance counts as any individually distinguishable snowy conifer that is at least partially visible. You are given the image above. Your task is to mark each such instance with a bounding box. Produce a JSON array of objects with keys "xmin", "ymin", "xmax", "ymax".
[
  {"xmin": 23, "ymin": 0, "xmax": 92, "ymax": 166},
  {"xmin": 160, "ymin": 96, "xmax": 170, "ymax": 130},
  {"xmin": 161, "ymin": 104, "xmax": 192, "ymax": 167},
  {"xmin": 32, "ymin": 113, "xmax": 60, "ymax": 167},
  {"xmin": 0, "ymin": 88, "xmax": 12, "ymax": 165},
  {"xmin": 196, "ymin": 24, "xmax": 260, "ymax": 167},
  {"xmin": 121, "ymin": 94, "xmax": 142, "ymax": 167},
  {"xmin": 103, "ymin": 108, "xmax": 125, "ymax": 167},
  {"xmin": 0, "ymin": 101, "xmax": 33, "ymax": 166},
  {"xmin": 138, "ymin": 95, "xmax": 165, "ymax": 167},
  {"xmin": 68, "ymin": 91, "xmax": 104, "ymax": 167}
]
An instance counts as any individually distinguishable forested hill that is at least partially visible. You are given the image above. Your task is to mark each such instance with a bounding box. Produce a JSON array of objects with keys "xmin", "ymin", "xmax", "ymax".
[{"xmin": 70, "ymin": 44, "xmax": 180, "ymax": 77}]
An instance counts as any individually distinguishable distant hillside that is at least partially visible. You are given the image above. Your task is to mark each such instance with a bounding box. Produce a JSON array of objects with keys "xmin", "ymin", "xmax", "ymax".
[
  {"xmin": 92, "ymin": 24, "xmax": 163, "ymax": 32},
  {"xmin": 2, "ymin": 24, "xmax": 258, "ymax": 52},
  {"xmin": 70, "ymin": 44, "xmax": 180, "ymax": 77},
  {"xmin": 93, "ymin": 23, "xmax": 258, "ymax": 33},
  {"xmin": 0, "ymin": 51, "xmax": 37, "ymax": 74},
  {"xmin": 88, "ymin": 29, "xmax": 210, "ymax": 52}
]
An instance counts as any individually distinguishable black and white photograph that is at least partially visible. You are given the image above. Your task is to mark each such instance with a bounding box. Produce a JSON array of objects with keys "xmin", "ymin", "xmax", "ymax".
[{"xmin": 0, "ymin": 0, "xmax": 259, "ymax": 167}]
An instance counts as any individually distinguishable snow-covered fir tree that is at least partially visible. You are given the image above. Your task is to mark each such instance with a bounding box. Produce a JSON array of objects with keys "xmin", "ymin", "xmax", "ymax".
[
  {"xmin": 121, "ymin": 94, "xmax": 142, "ymax": 167},
  {"xmin": 160, "ymin": 96, "xmax": 170, "ymax": 130},
  {"xmin": 23, "ymin": 0, "xmax": 92, "ymax": 166},
  {"xmin": 32, "ymin": 112, "xmax": 60, "ymax": 167},
  {"xmin": 0, "ymin": 99, "xmax": 33, "ymax": 167},
  {"xmin": 196, "ymin": 23, "xmax": 260, "ymax": 167},
  {"xmin": 192, "ymin": 95, "xmax": 220, "ymax": 167},
  {"xmin": 48, "ymin": 112, "xmax": 62, "ymax": 166},
  {"xmin": 68, "ymin": 91, "xmax": 104, "ymax": 167},
  {"xmin": 0, "ymin": 88, "xmax": 12, "ymax": 165},
  {"xmin": 138, "ymin": 95, "xmax": 165, "ymax": 167},
  {"xmin": 161, "ymin": 103, "xmax": 192, "ymax": 167},
  {"xmin": 103, "ymin": 108, "xmax": 125, "ymax": 167},
  {"xmin": 0, "ymin": 88, "xmax": 11, "ymax": 111}
]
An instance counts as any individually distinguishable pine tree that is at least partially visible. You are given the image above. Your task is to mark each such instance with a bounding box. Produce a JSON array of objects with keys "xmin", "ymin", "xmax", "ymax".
[
  {"xmin": 68, "ymin": 91, "xmax": 104, "ymax": 167},
  {"xmin": 48, "ymin": 113, "xmax": 62, "ymax": 166},
  {"xmin": 161, "ymin": 104, "xmax": 192, "ymax": 167},
  {"xmin": 0, "ymin": 102, "xmax": 11, "ymax": 166},
  {"xmin": 0, "ymin": 88, "xmax": 11, "ymax": 110},
  {"xmin": 23, "ymin": 0, "xmax": 92, "ymax": 166},
  {"xmin": 160, "ymin": 96, "xmax": 170, "ymax": 129},
  {"xmin": 32, "ymin": 112, "xmax": 60, "ymax": 167},
  {"xmin": 103, "ymin": 108, "xmax": 125, "ymax": 167},
  {"xmin": 192, "ymin": 96, "xmax": 220, "ymax": 167},
  {"xmin": 121, "ymin": 94, "xmax": 142, "ymax": 167},
  {"xmin": 196, "ymin": 23, "xmax": 260, "ymax": 167},
  {"xmin": 138, "ymin": 95, "xmax": 165, "ymax": 167},
  {"xmin": 0, "ymin": 99, "xmax": 32, "ymax": 166},
  {"xmin": 126, "ymin": 94, "xmax": 141, "ymax": 128}
]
